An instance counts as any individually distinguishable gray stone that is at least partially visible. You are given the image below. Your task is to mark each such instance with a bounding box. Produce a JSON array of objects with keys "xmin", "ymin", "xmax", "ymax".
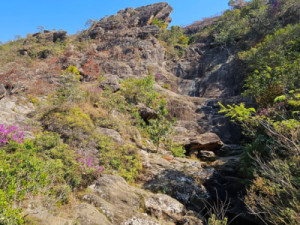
[
  {"xmin": 139, "ymin": 25, "xmax": 160, "ymax": 38},
  {"xmin": 88, "ymin": 3, "xmax": 172, "ymax": 39},
  {"xmin": 100, "ymin": 74, "xmax": 121, "ymax": 92},
  {"xmin": 199, "ymin": 150, "xmax": 216, "ymax": 161},
  {"xmin": 97, "ymin": 127, "xmax": 124, "ymax": 144},
  {"xmin": 84, "ymin": 174, "xmax": 203, "ymax": 224},
  {"xmin": 53, "ymin": 31, "xmax": 67, "ymax": 42},
  {"xmin": 137, "ymin": 103, "xmax": 158, "ymax": 122},
  {"xmin": 145, "ymin": 194, "xmax": 185, "ymax": 221},
  {"xmin": 74, "ymin": 203, "xmax": 112, "ymax": 225},
  {"xmin": 174, "ymin": 132, "xmax": 223, "ymax": 154},
  {"xmin": 121, "ymin": 217, "xmax": 159, "ymax": 225}
]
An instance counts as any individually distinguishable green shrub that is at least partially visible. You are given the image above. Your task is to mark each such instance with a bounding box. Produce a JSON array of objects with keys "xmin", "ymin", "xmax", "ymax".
[
  {"xmin": 161, "ymin": 83, "xmax": 171, "ymax": 90},
  {"xmin": 147, "ymin": 98, "xmax": 174, "ymax": 151},
  {"xmin": 0, "ymin": 141, "xmax": 48, "ymax": 224},
  {"xmin": 151, "ymin": 18, "xmax": 167, "ymax": 30},
  {"xmin": 169, "ymin": 143, "xmax": 186, "ymax": 158},
  {"xmin": 47, "ymin": 66, "xmax": 85, "ymax": 106},
  {"xmin": 191, "ymin": 0, "xmax": 300, "ymax": 50},
  {"xmin": 159, "ymin": 26, "xmax": 189, "ymax": 47},
  {"xmin": 99, "ymin": 88, "xmax": 127, "ymax": 119},
  {"xmin": 63, "ymin": 65, "xmax": 80, "ymax": 77},
  {"xmin": 41, "ymin": 107, "xmax": 94, "ymax": 142},
  {"xmin": 240, "ymin": 24, "xmax": 300, "ymax": 105},
  {"xmin": 208, "ymin": 214, "xmax": 228, "ymax": 225},
  {"xmin": 158, "ymin": 26, "xmax": 190, "ymax": 59},
  {"xmin": 97, "ymin": 135, "xmax": 142, "ymax": 182},
  {"xmin": 219, "ymin": 101, "xmax": 300, "ymax": 224},
  {"xmin": 0, "ymin": 131, "xmax": 99, "ymax": 223},
  {"xmin": 120, "ymin": 75, "xmax": 158, "ymax": 107}
]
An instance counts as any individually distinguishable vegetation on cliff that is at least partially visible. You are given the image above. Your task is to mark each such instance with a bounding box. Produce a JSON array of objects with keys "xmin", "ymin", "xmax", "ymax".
[
  {"xmin": 0, "ymin": 65, "xmax": 179, "ymax": 223},
  {"xmin": 0, "ymin": 0, "xmax": 299, "ymax": 224},
  {"xmin": 218, "ymin": 1, "xmax": 300, "ymax": 224}
]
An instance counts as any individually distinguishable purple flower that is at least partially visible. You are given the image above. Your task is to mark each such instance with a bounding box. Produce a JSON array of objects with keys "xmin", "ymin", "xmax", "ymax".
[
  {"xmin": 76, "ymin": 151, "xmax": 103, "ymax": 174},
  {"xmin": 94, "ymin": 87, "xmax": 103, "ymax": 93},
  {"xmin": 0, "ymin": 124, "xmax": 24, "ymax": 146},
  {"xmin": 155, "ymin": 73, "xmax": 161, "ymax": 80}
]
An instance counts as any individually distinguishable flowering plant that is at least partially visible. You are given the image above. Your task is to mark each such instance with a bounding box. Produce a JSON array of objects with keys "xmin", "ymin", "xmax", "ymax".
[
  {"xmin": 0, "ymin": 124, "xmax": 24, "ymax": 146},
  {"xmin": 76, "ymin": 151, "xmax": 103, "ymax": 174},
  {"xmin": 155, "ymin": 73, "xmax": 161, "ymax": 81},
  {"xmin": 93, "ymin": 87, "xmax": 103, "ymax": 93}
]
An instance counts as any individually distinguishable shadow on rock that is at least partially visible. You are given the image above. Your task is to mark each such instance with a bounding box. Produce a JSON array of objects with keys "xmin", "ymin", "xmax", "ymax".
[
  {"xmin": 202, "ymin": 158, "xmax": 262, "ymax": 225},
  {"xmin": 143, "ymin": 168, "xmax": 210, "ymax": 212}
]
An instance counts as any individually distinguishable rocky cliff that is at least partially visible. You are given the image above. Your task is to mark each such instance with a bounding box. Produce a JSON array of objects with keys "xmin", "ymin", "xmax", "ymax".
[{"xmin": 0, "ymin": 2, "xmax": 257, "ymax": 225}]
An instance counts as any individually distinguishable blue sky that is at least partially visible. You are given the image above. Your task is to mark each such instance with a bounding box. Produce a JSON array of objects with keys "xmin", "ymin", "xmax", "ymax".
[{"xmin": 0, "ymin": 0, "xmax": 231, "ymax": 43}]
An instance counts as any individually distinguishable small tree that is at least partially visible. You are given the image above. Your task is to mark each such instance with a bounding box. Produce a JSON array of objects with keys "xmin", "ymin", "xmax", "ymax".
[
  {"xmin": 85, "ymin": 19, "xmax": 98, "ymax": 28},
  {"xmin": 51, "ymin": 66, "xmax": 83, "ymax": 106},
  {"xmin": 120, "ymin": 75, "xmax": 158, "ymax": 107},
  {"xmin": 101, "ymin": 88, "xmax": 126, "ymax": 119},
  {"xmin": 151, "ymin": 18, "xmax": 167, "ymax": 30},
  {"xmin": 147, "ymin": 98, "xmax": 173, "ymax": 151},
  {"xmin": 14, "ymin": 35, "xmax": 21, "ymax": 40},
  {"xmin": 37, "ymin": 25, "xmax": 45, "ymax": 33}
]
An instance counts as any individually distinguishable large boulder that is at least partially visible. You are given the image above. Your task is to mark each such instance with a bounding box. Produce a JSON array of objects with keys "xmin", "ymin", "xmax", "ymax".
[
  {"xmin": 199, "ymin": 150, "xmax": 216, "ymax": 161},
  {"xmin": 173, "ymin": 132, "xmax": 223, "ymax": 154},
  {"xmin": 187, "ymin": 132, "xmax": 223, "ymax": 151},
  {"xmin": 136, "ymin": 103, "xmax": 158, "ymax": 122},
  {"xmin": 140, "ymin": 150, "xmax": 212, "ymax": 211},
  {"xmin": 99, "ymin": 74, "xmax": 121, "ymax": 92},
  {"xmin": 145, "ymin": 194, "xmax": 185, "ymax": 222},
  {"xmin": 53, "ymin": 31, "xmax": 67, "ymax": 42},
  {"xmin": 97, "ymin": 127, "xmax": 124, "ymax": 144}
]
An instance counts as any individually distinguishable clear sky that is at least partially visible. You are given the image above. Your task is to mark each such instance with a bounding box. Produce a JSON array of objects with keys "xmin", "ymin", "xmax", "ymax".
[{"xmin": 0, "ymin": 0, "xmax": 231, "ymax": 43}]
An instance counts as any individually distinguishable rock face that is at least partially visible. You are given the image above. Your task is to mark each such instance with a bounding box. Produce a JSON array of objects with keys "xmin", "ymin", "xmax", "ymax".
[
  {"xmin": 25, "ymin": 174, "xmax": 203, "ymax": 225},
  {"xmin": 89, "ymin": 2, "xmax": 172, "ymax": 37},
  {"xmin": 83, "ymin": 174, "xmax": 203, "ymax": 225},
  {"xmin": 0, "ymin": 2, "xmax": 255, "ymax": 224},
  {"xmin": 140, "ymin": 149, "xmax": 212, "ymax": 211},
  {"xmin": 0, "ymin": 96, "xmax": 35, "ymax": 136}
]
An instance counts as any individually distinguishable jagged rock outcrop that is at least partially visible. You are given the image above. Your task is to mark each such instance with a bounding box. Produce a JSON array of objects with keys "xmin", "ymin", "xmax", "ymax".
[
  {"xmin": 31, "ymin": 30, "xmax": 67, "ymax": 43},
  {"xmin": 83, "ymin": 175, "xmax": 203, "ymax": 225},
  {"xmin": 25, "ymin": 174, "xmax": 203, "ymax": 225},
  {"xmin": 89, "ymin": 2, "xmax": 172, "ymax": 38},
  {"xmin": 140, "ymin": 149, "xmax": 213, "ymax": 211}
]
